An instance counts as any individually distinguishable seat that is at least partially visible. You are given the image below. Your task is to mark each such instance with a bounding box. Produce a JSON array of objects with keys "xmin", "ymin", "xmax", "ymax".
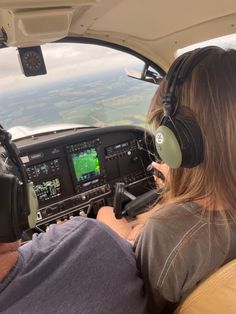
[{"xmin": 174, "ymin": 259, "xmax": 236, "ymax": 314}]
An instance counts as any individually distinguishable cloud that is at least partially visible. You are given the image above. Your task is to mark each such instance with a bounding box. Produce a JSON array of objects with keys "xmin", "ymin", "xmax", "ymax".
[
  {"xmin": 1, "ymin": 33, "xmax": 236, "ymax": 92},
  {"xmin": 0, "ymin": 43, "xmax": 142, "ymax": 91}
]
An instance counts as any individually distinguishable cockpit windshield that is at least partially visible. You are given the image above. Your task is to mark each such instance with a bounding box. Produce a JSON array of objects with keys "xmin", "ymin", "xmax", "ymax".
[{"xmin": 0, "ymin": 43, "xmax": 157, "ymax": 136}]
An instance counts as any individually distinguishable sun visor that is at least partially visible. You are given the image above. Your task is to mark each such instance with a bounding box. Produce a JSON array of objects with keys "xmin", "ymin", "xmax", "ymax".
[
  {"xmin": 0, "ymin": 0, "xmax": 98, "ymax": 47},
  {"xmin": 0, "ymin": 7, "xmax": 74, "ymax": 46}
]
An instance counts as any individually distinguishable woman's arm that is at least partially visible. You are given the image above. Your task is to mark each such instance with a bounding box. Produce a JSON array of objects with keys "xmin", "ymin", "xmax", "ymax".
[
  {"xmin": 96, "ymin": 206, "xmax": 132, "ymax": 239},
  {"xmin": 97, "ymin": 206, "xmax": 153, "ymax": 241}
]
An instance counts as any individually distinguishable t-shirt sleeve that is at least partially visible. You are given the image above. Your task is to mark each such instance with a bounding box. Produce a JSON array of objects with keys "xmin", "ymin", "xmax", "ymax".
[{"xmin": 134, "ymin": 217, "xmax": 189, "ymax": 313}]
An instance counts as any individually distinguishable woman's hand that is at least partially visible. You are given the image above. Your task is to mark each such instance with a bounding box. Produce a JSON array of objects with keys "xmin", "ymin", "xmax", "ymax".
[
  {"xmin": 151, "ymin": 162, "xmax": 169, "ymax": 188},
  {"xmin": 97, "ymin": 163, "xmax": 170, "ymax": 241}
]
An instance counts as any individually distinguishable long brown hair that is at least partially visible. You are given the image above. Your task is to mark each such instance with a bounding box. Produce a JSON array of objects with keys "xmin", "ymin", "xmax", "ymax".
[{"xmin": 148, "ymin": 47, "xmax": 236, "ymax": 212}]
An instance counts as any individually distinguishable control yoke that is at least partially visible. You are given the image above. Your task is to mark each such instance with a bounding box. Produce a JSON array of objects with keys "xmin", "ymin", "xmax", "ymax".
[{"xmin": 113, "ymin": 182, "xmax": 161, "ymax": 219}]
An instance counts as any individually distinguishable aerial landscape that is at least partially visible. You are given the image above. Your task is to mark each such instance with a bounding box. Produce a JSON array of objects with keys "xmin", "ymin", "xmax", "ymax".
[{"xmin": 0, "ymin": 68, "xmax": 157, "ymax": 130}]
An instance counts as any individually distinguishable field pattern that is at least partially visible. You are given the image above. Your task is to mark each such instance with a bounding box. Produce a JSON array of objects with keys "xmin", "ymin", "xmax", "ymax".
[{"xmin": 0, "ymin": 69, "xmax": 157, "ymax": 130}]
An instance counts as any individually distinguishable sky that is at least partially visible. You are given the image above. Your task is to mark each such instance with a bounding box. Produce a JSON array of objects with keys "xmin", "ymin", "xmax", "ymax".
[
  {"xmin": 0, "ymin": 43, "xmax": 142, "ymax": 91},
  {"xmin": 177, "ymin": 33, "xmax": 236, "ymax": 55},
  {"xmin": 1, "ymin": 33, "xmax": 236, "ymax": 92}
]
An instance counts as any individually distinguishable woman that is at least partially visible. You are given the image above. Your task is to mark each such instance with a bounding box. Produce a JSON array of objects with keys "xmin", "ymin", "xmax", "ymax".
[{"xmin": 97, "ymin": 46, "xmax": 236, "ymax": 313}]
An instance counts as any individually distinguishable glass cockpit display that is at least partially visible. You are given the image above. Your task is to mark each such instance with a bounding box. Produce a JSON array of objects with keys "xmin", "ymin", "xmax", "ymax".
[
  {"xmin": 71, "ymin": 148, "xmax": 100, "ymax": 182},
  {"xmin": 34, "ymin": 178, "xmax": 61, "ymax": 202}
]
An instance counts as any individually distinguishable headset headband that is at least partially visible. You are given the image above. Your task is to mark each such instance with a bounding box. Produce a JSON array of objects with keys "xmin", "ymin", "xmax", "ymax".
[
  {"xmin": 156, "ymin": 46, "xmax": 221, "ymax": 169},
  {"xmin": 163, "ymin": 46, "xmax": 219, "ymax": 117}
]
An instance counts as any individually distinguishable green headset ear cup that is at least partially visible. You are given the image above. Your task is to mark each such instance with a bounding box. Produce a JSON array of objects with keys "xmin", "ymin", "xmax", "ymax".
[{"xmin": 155, "ymin": 125, "xmax": 182, "ymax": 168}]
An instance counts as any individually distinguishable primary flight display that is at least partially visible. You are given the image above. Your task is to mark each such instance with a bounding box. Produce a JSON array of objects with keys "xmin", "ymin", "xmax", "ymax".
[{"xmin": 72, "ymin": 148, "xmax": 101, "ymax": 182}]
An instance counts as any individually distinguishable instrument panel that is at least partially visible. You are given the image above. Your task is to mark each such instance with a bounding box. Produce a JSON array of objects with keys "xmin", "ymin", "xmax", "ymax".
[{"xmin": 17, "ymin": 125, "xmax": 155, "ymax": 230}]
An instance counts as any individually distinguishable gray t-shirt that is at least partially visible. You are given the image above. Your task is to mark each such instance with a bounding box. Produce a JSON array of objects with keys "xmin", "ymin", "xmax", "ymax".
[
  {"xmin": 134, "ymin": 202, "xmax": 236, "ymax": 314},
  {"xmin": 0, "ymin": 217, "xmax": 146, "ymax": 314}
]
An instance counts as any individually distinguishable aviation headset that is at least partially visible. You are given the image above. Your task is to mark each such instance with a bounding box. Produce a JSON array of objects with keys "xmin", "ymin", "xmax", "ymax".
[
  {"xmin": 155, "ymin": 46, "xmax": 218, "ymax": 168},
  {"xmin": 0, "ymin": 125, "xmax": 38, "ymax": 243}
]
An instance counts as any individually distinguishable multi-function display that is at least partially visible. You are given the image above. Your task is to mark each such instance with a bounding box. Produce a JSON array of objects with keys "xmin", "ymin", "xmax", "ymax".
[
  {"xmin": 71, "ymin": 148, "xmax": 101, "ymax": 182},
  {"xmin": 34, "ymin": 178, "xmax": 61, "ymax": 202}
]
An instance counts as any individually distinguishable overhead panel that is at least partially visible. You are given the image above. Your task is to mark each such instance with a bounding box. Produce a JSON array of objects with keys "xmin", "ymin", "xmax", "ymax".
[{"xmin": 89, "ymin": 0, "xmax": 236, "ymax": 40}]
